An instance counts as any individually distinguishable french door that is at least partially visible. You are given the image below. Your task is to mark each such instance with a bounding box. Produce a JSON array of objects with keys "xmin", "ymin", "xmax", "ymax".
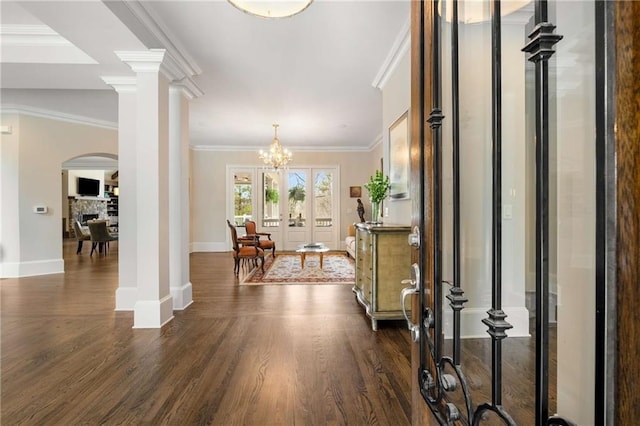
[
  {"xmin": 282, "ymin": 167, "xmax": 339, "ymax": 251},
  {"xmin": 229, "ymin": 166, "xmax": 339, "ymax": 251},
  {"xmin": 407, "ymin": 0, "xmax": 610, "ymax": 424}
]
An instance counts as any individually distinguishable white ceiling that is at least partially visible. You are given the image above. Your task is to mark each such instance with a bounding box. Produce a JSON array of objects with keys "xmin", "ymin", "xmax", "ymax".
[{"xmin": 0, "ymin": 0, "xmax": 410, "ymax": 150}]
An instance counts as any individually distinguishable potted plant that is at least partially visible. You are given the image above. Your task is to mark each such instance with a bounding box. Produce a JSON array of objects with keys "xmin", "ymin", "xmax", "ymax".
[
  {"xmin": 265, "ymin": 187, "xmax": 279, "ymax": 204},
  {"xmin": 364, "ymin": 170, "xmax": 390, "ymax": 223}
]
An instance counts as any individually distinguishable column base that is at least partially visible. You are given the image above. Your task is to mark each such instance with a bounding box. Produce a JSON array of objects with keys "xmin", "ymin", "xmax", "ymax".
[
  {"xmin": 114, "ymin": 286, "xmax": 137, "ymax": 311},
  {"xmin": 171, "ymin": 281, "xmax": 193, "ymax": 310},
  {"xmin": 133, "ymin": 295, "xmax": 174, "ymax": 328}
]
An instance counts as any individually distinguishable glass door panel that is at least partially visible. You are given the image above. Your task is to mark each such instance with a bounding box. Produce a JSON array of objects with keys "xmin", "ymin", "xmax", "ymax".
[
  {"xmin": 313, "ymin": 171, "xmax": 333, "ymax": 228},
  {"xmin": 284, "ymin": 170, "xmax": 310, "ymax": 249},
  {"xmin": 233, "ymin": 171, "xmax": 253, "ymax": 226},
  {"xmin": 262, "ymin": 171, "xmax": 281, "ymax": 228},
  {"xmin": 552, "ymin": 1, "xmax": 596, "ymax": 422},
  {"xmin": 416, "ymin": 0, "xmax": 597, "ymax": 423},
  {"xmin": 312, "ymin": 169, "xmax": 338, "ymax": 247}
]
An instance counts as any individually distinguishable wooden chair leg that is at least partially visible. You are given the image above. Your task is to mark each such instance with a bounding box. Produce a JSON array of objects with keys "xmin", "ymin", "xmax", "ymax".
[
  {"xmin": 77, "ymin": 240, "xmax": 83, "ymax": 254},
  {"xmin": 90, "ymin": 242, "xmax": 97, "ymax": 256}
]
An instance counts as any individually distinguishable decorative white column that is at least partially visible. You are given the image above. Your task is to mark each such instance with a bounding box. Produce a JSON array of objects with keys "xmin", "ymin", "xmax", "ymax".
[
  {"xmin": 102, "ymin": 77, "xmax": 138, "ymax": 311},
  {"xmin": 117, "ymin": 50, "xmax": 175, "ymax": 328},
  {"xmin": 169, "ymin": 79, "xmax": 202, "ymax": 309}
]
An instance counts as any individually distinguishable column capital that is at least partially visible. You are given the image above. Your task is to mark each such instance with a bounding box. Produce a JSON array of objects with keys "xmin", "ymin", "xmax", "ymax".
[
  {"xmin": 170, "ymin": 77, "xmax": 204, "ymax": 100},
  {"xmin": 101, "ymin": 76, "xmax": 137, "ymax": 93},
  {"xmin": 115, "ymin": 48, "xmax": 183, "ymax": 81}
]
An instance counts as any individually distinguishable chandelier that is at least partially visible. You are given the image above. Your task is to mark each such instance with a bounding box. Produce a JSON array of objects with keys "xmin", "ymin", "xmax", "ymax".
[{"xmin": 258, "ymin": 124, "xmax": 292, "ymax": 170}]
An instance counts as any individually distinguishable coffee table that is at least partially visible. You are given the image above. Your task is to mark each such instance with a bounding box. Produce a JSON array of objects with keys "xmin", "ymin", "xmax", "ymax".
[{"xmin": 296, "ymin": 243, "xmax": 330, "ymax": 268}]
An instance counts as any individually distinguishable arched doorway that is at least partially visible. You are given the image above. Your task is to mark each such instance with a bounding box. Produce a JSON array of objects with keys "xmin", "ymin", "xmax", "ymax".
[{"xmin": 61, "ymin": 154, "xmax": 118, "ymax": 254}]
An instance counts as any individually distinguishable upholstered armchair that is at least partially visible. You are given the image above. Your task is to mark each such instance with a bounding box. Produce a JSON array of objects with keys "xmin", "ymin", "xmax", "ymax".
[
  {"xmin": 227, "ymin": 220, "xmax": 265, "ymax": 275},
  {"xmin": 244, "ymin": 220, "xmax": 276, "ymax": 257}
]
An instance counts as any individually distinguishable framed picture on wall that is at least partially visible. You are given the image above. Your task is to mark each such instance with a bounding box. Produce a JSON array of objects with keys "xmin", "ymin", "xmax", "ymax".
[
  {"xmin": 350, "ymin": 186, "xmax": 362, "ymax": 198},
  {"xmin": 389, "ymin": 111, "xmax": 410, "ymax": 200}
]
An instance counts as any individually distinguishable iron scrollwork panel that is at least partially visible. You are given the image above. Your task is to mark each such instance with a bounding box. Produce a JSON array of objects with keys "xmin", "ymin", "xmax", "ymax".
[{"xmin": 416, "ymin": 0, "xmax": 579, "ymax": 424}]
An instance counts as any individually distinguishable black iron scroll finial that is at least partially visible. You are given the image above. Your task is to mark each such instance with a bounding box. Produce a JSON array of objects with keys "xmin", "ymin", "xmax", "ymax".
[
  {"xmin": 522, "ymin": 22, "xmax": 563, "ymax": 63},
  {"xmin": 482, "ymin": 309, "xmax": 513, "ymax": 340},
  {"xmin": 427, "ymin": 108, "xmax": 445, "ymax": 129}
]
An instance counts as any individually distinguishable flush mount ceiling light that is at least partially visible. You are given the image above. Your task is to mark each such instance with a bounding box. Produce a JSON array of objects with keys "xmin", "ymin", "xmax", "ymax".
[
  {"xmin": 439, "ymin": 0, "xmax": 531, "ymax": 23},
  {"xmin": 228, "ymin": 0, "xmax": 313, "ymax": 18}
]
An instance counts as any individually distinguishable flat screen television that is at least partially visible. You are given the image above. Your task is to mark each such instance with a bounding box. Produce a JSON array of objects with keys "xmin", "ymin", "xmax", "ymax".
[{"xmin": 77, "ymin": 177, "xmax": 100, "ymax": 196}]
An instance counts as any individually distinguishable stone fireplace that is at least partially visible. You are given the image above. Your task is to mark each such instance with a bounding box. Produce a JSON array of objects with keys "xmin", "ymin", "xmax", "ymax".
[{"xmin": 70, "ymin": 199, "xmax": 107, "ymax": 225}]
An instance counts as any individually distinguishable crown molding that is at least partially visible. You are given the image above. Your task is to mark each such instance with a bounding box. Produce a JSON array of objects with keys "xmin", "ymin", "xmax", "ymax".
[
  {"xmin": 368, "ymin": 133, "xmax": 383, "ymax": 151},
  {"xmin": 109, "ymin": 0, "xmax": 201, "ymax": 77},
  {"xmin": 115, "ymin": 49, "xmax": 183, "ymax": 81},
  {"xmin": 0, "ymin": 24, "xmax": 69, "ymax": 46},
  {"xmin": 372, "ymin": 17, "xmax": 410, "ymax": 90},
  {"xmin": 101, "ymin": 76, "xmax": 138, "ymax": 93},
  {"xmin": 0, "ymin": 104, "xmax": 117, "ymax": 130},
  {"xmin": 190, "ymin": 144, "xmax": 373, "ymax": 153},
  {"xmin": 170, "ymin": 78, "xmax": 205, "ymax": 100}
]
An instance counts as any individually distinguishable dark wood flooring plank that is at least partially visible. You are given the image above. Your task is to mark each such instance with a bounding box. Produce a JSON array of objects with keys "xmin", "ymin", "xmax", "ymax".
[{"xmin": 2, "ymin": 241, "xmax": 546, "ymax": 425}]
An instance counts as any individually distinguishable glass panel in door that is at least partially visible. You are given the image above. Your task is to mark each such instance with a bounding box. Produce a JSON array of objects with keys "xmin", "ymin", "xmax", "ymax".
[
  {"xmin": 262, "ymin": 171, "xmax": 281, "ymax": 228},
  {"xmin": 260, "ymin": 171, "xmax": 283, "ymax": 249},
  {"xmin": 312, "ymin": 169, "xmax": 337, "ymax": 247},
  {"xmin": 233, "ymin": 172, "xmax": 253, "ymax": 226},
  {"xmin": 548, "ymin": 1, "xmax": 597, "ymax": 422},
  {"xmin": 284, "ymin": 170, "xmax": 310, "ymax": 249},
  {"xmin": 416, "ymin": 0, "xmax": 597, "ymax": 423}
]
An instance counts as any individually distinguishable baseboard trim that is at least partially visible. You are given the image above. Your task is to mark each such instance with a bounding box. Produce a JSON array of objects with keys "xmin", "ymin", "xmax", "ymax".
[
  {"xmin": 171, "ymin": 281, "xmax": 193, "ymax": 310},
  {"xmin": 0, "ymin": 258, "xmax": 64, "ymax": 278},
  {"xmin": 191, "ymin": 242, "xmax": 228, "ymax": 252},
  {"xmin": 114, "ymin": 286, "xmax": 137, "ymax": 311},
  {"xmin": 133, "ymin": 295, "xmax": 174, "ymax": 328}
]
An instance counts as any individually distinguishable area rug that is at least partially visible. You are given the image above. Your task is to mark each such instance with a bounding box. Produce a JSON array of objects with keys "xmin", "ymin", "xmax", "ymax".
[{"xmin": 241, "ymin": 252, "xmax": 355, "ymax": 285}]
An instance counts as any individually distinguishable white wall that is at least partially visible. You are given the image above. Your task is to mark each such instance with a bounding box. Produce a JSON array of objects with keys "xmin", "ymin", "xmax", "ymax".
[
  {"xmin": 382, "ymin": 46, "xmax": 412, "ymax": 225},
  {"xmin": 190, "ymin": 149, "xmax": 378, "ymax": 251},
  {"xmin": 0, "ymin": 113, "xmax": 117, "ymax": 277}
]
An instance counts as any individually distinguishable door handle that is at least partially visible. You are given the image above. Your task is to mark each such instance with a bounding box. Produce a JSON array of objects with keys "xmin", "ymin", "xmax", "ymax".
[
  {"xmin": 408, "ymin": 225, "xmax": 420, "ymax": 247},
  {"xmin": 401, "ymin": 263, "xmax": 421, "ymax": 342}
]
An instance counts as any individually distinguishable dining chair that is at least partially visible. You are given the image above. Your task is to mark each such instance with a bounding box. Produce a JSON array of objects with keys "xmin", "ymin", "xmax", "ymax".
[
  {"xmin": 73, "ymin": 220, "xmax": 91, "ymax": 254},
  {"xmin": 244, "ymin": 220, "xmax": 276, "ymax": 257},
  {"xmin": 227, "ymin": 220, "xmax": 264, "ymax": 275},
  {"xmin": 87, "ymin": 220, "xmax": 118, "ymax": 256}
]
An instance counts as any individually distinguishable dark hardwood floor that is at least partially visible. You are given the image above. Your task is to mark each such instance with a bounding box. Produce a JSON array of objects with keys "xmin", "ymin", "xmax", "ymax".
[
  {"xmin": 1, "ymin": 241, "xmax": 413, "ymax": 425},
  {"xmin": 2, "ymin": 241, "xmax": 549, "ymax": 425}
]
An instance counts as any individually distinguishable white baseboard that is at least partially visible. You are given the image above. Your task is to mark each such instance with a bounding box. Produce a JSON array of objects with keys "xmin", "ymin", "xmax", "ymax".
[
  {"xmin": 114, "ymin": 286, "xmax": 137, "ymax": 311},
  {"xmin": 191, "ymin": 242, "xmax": 228, "ymax": 252},
  {"xmin": 133, "ymin": 295, "xmax": 174, "ymax": 328},
  {"xmin": 443, "ymin": 306, "xmax": 531, "ymax": 339},
  {"xmin": 171, "ymin": 281, "xmax": 193, "ymax": 310},
  {"xmin": 0, "ymin": 258, "xmax": 64, "ymax": 278}
]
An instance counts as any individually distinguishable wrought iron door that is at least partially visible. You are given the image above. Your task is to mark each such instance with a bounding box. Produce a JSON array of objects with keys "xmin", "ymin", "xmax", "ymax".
[{"xmin": 404, "ymin": 0, "xmax": 610, "ymax": 424}]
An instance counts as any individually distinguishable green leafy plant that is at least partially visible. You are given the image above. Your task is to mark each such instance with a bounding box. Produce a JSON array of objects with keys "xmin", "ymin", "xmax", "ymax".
[
  {"xmin": 288, "ymin": 185, "xmax": 306, "ymax": 202},
  {"xmin": 265, "ymin": 187, "xmax": 279, "ymax": 204},
  {"xmin": 364, "ymin": 170, "xmax": 390, "ymax": 204}
]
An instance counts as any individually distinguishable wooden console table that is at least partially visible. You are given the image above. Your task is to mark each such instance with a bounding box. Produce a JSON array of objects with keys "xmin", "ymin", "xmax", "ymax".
[{"xmin": 353, "ymin": 223, "xmax": 412, "ymax": 330}]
